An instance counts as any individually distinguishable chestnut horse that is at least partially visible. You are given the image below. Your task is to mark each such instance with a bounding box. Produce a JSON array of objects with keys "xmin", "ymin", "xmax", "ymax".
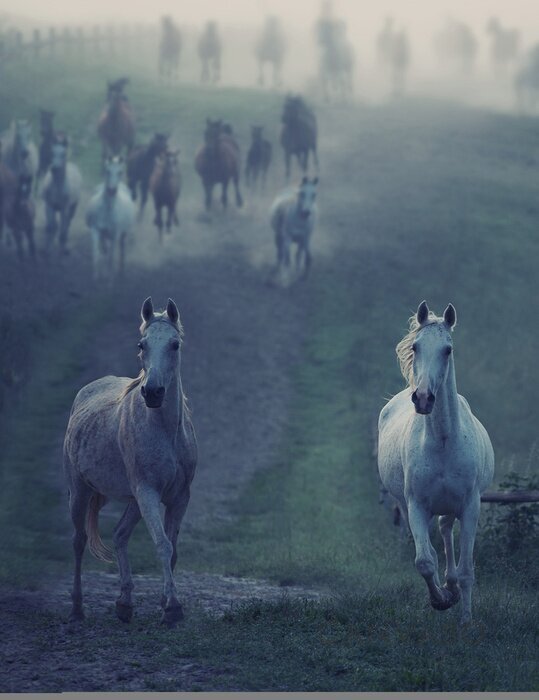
[
  {"xmin": 194, "ymin": 119, "xmax": 243, "ymax": 211},
  {"xmin": 97, "ymin": 78, "xmax": 135, "ymax": 163},
  {"xmin": 150, "ymin": 149, "xmax": 181, "ymax": 242}
]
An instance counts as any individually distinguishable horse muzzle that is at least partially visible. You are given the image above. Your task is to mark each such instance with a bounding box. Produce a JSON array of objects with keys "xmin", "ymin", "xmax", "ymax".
[
  {"xmin": 412, "ymin": 389, "xmax": 435, "ymax": 415},
  {"xmin": 107, "ymin": 186, "xmax": 118, "ymax": 196},
  {"xmin": 141, "ymin": 384, "xmax": 165, "ymax": 408}
]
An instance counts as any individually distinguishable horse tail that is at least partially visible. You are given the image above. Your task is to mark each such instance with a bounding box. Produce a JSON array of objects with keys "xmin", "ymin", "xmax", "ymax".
[{"xmin": 86, "ymin": 492, "xmax": 114, "ymax": 563}]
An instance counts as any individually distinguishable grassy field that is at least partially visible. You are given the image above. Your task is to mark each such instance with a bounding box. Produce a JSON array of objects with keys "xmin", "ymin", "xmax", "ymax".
[{"xmin": 0, "ymin": 54, "xmax": 538, "ymax": 691}]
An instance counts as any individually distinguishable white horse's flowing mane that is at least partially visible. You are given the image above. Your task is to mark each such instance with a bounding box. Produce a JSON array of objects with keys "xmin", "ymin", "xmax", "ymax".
[{"xmin": 396, "ymin": 312, "xmax": 445, "ymax": 388}]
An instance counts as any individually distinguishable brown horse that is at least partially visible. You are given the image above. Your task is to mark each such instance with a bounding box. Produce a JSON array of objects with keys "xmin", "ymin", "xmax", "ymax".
[
  {"xmin": 0, "ymin": 146, "xmax": 16, "ymax": 248},
  {"xmin": 97, "ymin": 78, "xmax": 135, "ymax": 163},
  {"xmin": 150, "ymin": 149, "xmax": 181, "ymax": 242},
  {"xmin": 194, "ymin": 119, "xmax": 243, "ymax": 211},
  {"xmin": 5, "ymin": 173, "xmax": 36, "ymax": 261},
  {"xmin": 280, "ymin": 94, "xmax": 318, "ymax": 180}
]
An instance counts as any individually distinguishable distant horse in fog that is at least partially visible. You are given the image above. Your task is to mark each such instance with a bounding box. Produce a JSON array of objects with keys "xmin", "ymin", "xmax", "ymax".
[
  {"xmin": 5, "ymin": 173, "xmax": 35, "ymax": 261},
  {"xmin": 378, "ymin": 301, "xmax": 494, "ymax": 625},
  {"xmin": 270, "ymin": 176, "xmax": 318, "ymax": 284},
  {"xmin": 376, "ymin": 18, "xmax": 410, "ymax": 97},
  {"xmin": 280, "ymin": 95, "xmax": 318, "ymax": 180},
  {"xmin": 86, "ymin": 155, "xmax": 135, "ymax": 281},
  {"xmin": 127, "ymin": 132, "xmax": 169, "ymax": 219},
  {"xmin": 515, "ymin": 45, "xmax": 539, "ymax": 111},
  {"xmin": 318, "ymin": 18, "xmax": 355, "ymax": 101},
  {"xmin": 0, "ymin": 144, "xmax": 16, "ymax": 246},
  {"xmin": 2, "ymin": 120, "xmax": 38, "ymax": 180},
  {"xmin": 245, "ymin": 126, "xmax": 272, "ymax": 191},
  {"xmin": 198, "ymin": 21, "xmax": 221, "ymax": 84},
  {"xmin": 255, "ymin": 16, "xmax": 286, "ymax": 88},
  {"xmin": 37, "ymin": 109, "xmax": 56, "ymax": 187},
  {"xmin": 194, "ymin": 118, "xmax": 243, "ymax": 211},
  {"xmin": 486, "ymin": 18, "xmax": 520, "ymax": 72},
  {"xmin": 41, "ymin": 133, "xmax": 82, "ymax": 255},
  {"xmin": 150, "ymin": 149, "xmax": 181, "ymax": 242},
  {"xmin": 97, "ymin": 78, "xmax": 135, "ymax": 163},
  {"xmin": 435, "ymin": 19, "xmax": 477, "ymax": 74},
  {"xmin": 159, "ymin": 16, "xmax": 182, "ymax": 80}
]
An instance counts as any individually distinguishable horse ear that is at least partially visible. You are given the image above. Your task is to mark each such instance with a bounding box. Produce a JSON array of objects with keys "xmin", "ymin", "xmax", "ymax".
[
  {"xmin": 443, "ymin": 303, "xmax": 457, "ymax": 329},
  {"xmin": 166, "ymin": 298, "xmax": 180, "ymax": 325},
  {"xmin": 417, "ymin": 300, "xmax": 429, "ymax": 326},
  {"xmin": 301, "ymin": 176, "xmax": 308, "ymax": 185},
  {"xmin": 141, "ymin": 297, "xmax": 154, "ymax": 323}
]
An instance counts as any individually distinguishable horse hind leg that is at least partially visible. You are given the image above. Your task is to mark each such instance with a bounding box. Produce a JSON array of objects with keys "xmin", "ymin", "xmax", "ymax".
[
  {"xmin": 234, "ymin": 175, "xmax": 243, "ymax": 208},
  {"xmin": 439, "ymin": 514, "xmax": 461, "ymax": 604},
  {"xmin": 113, "ymin": 500, "xmax": 142, "ymax": 622},
  {"xmin": 221, "ymin": 181, "xmax": 229, "ymax": 209},
  {"xmin": 66, "ymin": 475, "xmax": 93, "ymax": 622}
]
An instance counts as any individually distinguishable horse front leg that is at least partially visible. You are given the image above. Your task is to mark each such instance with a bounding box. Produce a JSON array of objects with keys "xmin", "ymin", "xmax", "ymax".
[
  {"xmin": 221, "ymin": 180, "xmax": 229, "ymax": 209},
  {"xmin": 457, "ymin": 496, "xmax": 481, "ymax": 624},
  {"xmin": 233, "ymin": 175, "xmax": 243, "ymax": 208},
  {"xmin": 285, "ymin": 151, "xmax": 291, "ymax": 181},
  {"xmin": 139, "ymin": 181, "xmax": 149, "ymax": 219},
  {"xmin": 161, "ymin": 489, "xmax": 191, "ymax": 609},
  {"xmin": 45, "ymin": 204, "xmax": 57, "ymax": 251},
  {"xmin": 154, "ymin": 204, "xmax": 164, "ymax": 242},
  {"xmin": 204, "ymin": 180, "xmax": 212, "ymax": 211},
  {"xmin": 136, "ymin": 484, "xmax": 183, "ymax": 627},
  {"xmin": 408, "ymin": 502, "xmax": 456, "ymax": 611},
  {"xmin": 67, "ymin": 478, "xmax": 92, "ymax": 622},
  {"xmin": 113, "ymin": 500, "xmax": 142, "ymax": 622}
]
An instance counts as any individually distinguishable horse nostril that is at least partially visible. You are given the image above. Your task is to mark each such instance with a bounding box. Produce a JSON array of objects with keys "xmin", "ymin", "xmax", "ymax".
[
  {"xmin": 140, "ymin": 385, "xmax": 146, "ymax": 397},
  {"xmin": 411, "ymin": 390, "xmax": 418, "ymax": 405}
]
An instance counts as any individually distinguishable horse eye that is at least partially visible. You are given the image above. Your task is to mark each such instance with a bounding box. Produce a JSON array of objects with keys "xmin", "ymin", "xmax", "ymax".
[
  {"xmin": 171, "ymin": 340, "xmax": 180, "ymax": 351},
  {"xmin": 138, "ymin": 342, "xmax": 144, "ymax": 351},
  {"xmin": 446, "ymin": 346, "xmax": 452, "ymax": 355},
  {"xmin": 412, "ymin": 343, "xmax": 418, "ymax": 352}
]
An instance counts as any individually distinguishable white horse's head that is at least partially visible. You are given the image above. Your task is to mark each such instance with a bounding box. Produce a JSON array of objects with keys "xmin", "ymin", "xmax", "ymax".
[
  {"xmin": 410, "ymin": 300, "xmax": 457, "ymax": 415},
  {"xmin": 297, "ymin": 176, "xmax": 318, "ymax": 220},
  {"xmin": 104, "ymin": 156, "xmax": 124, "ymax": 195},
  {"xmin": 50, "ymin": 135, "xmax": 68, "ymax": 171},
  {"xmin": 138, "ymin": 297, "xmax": 182, "ymax": 409}
]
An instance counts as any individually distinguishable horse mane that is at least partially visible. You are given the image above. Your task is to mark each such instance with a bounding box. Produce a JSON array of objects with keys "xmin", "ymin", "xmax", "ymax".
[
  {"xmin": 395, "ymin": 312, "xmax": 444, "ymax": 388},
  {"xmin": 118, "ymin": 312, "xmax": 191, "ymax": 419}
]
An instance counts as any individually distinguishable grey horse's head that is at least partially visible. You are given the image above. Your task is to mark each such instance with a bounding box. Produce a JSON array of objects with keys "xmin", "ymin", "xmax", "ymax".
[
  {"xmin": 138, "ymin": 297, "xmax": 183, "ymax": 409},
  {"xmin": 50, "ymin": 134, "xmax": 69, "ymax": 172},
  {"xmin": 296, "ymin": 176, "xmax": 318, "ymax": 220},
  {"xmin": 411, "ymin": 301, "xmax": 457, "ymax": 415},
  {"xmin": 104, "ymin": 156, "xmax": 124, "ymax": 196}
]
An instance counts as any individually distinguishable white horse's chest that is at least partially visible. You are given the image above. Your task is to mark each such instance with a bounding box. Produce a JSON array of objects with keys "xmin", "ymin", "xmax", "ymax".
[{"xmin": 405, "ymin": 435, "xmax": 478, "ymax": 513}]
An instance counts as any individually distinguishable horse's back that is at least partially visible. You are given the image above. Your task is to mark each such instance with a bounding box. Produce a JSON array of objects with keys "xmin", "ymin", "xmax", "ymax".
[{"xmin": 65, "ymin": 376, "xmax": 133, "ymax": 498}]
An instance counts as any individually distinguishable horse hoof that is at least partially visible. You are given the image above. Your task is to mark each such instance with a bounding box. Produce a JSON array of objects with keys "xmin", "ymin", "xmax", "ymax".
[
  {"xmin": 160, "ymin": 604, "xmax": 184, "ymax": 628},
  {"xmin": 115, "ymin": 601, "xmax": 133, "ymax": 623},
  {"xmin": 430, "ymin": 587, "xmax": 458, "ymax": 611}
]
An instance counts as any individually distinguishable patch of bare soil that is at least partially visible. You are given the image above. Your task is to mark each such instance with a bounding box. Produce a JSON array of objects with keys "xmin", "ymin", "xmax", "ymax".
[{"xmin": 0, "ymin": 572, "xmax": 325, "ymax": 692}]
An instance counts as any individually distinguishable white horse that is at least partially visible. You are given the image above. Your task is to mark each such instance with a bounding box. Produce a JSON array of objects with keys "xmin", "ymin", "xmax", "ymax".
[
  {"xmin": 63, "ymin": 297, "xmax": 197, "ymax": 626},
  {"xmin": 270, "ymin": 176, "xmax": 318, "ymax": 284},
  {"xmin": 86, "ymin": 156, "xmax": 135, "ymax": 281},
  {"xmin": 377, "ymin": 301, "xmax": 494, "ymax": 624},
  {"xmin": 41, "ymin": 134, "xmax": 82, "ymax": 254},
  {"xmin": 2, "ymin": 119, "xmax": 38, "ymax": 179}
]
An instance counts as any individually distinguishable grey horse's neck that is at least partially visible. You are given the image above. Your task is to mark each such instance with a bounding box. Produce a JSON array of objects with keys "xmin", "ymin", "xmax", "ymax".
[
  {"xmin": 147, "ymin": 373, "xmax": 185, "ymax": 442},
  {"xmin": 422, "ymin": 358, "xmax": 460, "ymax": 443}
]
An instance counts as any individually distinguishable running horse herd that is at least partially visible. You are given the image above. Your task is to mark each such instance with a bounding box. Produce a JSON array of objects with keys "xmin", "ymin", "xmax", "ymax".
[
  {"xmin": 1, "ymin": 17, "xmax": 522, "ymax": 633},
  {"xmin": 0, "ymin": 77, "xmax": 319, "ymax": 281}
]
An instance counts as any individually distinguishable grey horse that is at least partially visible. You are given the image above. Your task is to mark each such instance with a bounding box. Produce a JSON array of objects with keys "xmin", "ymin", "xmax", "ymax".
[
  {"xmin": 2, "ymin": 119, "xmax": 38, "ymax": 179},
  {"xmin": 41, "ymin": 134, "xmax": 82, "ymax": 254},
  {"xmin": 270, "ymin": 176, "xmax": 318, "ymax": 283},
  {"xmin": 63, "ymin": 297, "xmax": 197, "ymax": 627}
]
